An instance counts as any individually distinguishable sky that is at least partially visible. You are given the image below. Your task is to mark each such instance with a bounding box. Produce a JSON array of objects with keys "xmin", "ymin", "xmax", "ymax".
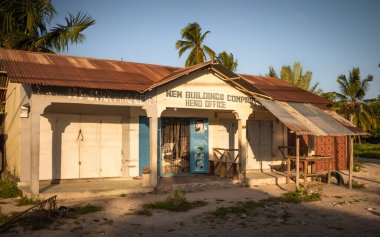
[{"xmin": 52, "ymin": 0, "xmax": 380, "ymax": 99}]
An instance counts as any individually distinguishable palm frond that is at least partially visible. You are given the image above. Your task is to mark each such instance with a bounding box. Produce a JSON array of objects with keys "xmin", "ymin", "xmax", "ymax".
[
  {"xmin": 203, "ymin": 45, "xmax": 215, "ymax": 61},
  {"xmin": 44, "ymin": 12, "xmax": 95, "ymax": 52},
  {"xmin": 176, "ymin": 22, "xmax": 214, "ymax": 67},
  {"xmin": 266, "ymin": 66, "xmax": 278, "ymax": 78}
]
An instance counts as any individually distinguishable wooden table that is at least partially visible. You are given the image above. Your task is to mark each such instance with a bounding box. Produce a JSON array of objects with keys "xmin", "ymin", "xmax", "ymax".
[{"xmin": 286, "ymin": 155, "xmax": 331, "ymax": 186}]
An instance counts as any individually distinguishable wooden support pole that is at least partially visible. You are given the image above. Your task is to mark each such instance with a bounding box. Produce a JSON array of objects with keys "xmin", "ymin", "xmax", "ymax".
[
  {"xmin": 349, "ymin": 135, "xmax": 354, "ymax": 189},
  {"xmin": 296, "ymin": 135, "xmax": 300, "ymax": 190}
]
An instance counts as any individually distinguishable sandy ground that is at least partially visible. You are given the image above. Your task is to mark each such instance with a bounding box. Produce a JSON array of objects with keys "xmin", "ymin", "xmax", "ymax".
[{"xmin": 1, "ymin": 158, "xmax": 379, "ymax": 237}]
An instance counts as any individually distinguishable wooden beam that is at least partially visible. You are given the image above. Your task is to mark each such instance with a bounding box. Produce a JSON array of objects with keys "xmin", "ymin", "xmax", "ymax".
[
  {"xmin": 349, "ymin": 135, "xmax": 354, "ymax": 189},
  {"xmin": 296, "ymin": 135, "xmax": 300, "ymax": 190}
]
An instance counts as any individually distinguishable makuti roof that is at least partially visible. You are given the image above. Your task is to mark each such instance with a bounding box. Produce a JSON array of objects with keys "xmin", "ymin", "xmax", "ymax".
[{"xmin": 0, "ymin": 48, "xmax": 330, "ymax": 105}]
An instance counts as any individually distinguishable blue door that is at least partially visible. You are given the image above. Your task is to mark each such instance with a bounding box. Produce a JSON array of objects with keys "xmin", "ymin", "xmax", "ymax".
[
  {"xmin": 139, "ymin": 116, "xmax": 150, "ymax": 176},
  {"xmin": 190, "ymin": 118, "xmax": 209, "ymax": 173}
]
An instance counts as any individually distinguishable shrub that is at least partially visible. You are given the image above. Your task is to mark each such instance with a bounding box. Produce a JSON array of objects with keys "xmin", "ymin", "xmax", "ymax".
[
  {"xmin": 0, "ymin": 180, "xmax": 23, "ymax": 198},
  {"xmin": 354, "ymin": 143, "xmax": 380, "ymax": 159}
]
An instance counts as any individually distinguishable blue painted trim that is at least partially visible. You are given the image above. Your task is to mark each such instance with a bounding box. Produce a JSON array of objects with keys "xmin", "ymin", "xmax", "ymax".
[
  {"xmin": 138, "ymin": 116, "xmax": 150, "ymax": 176},
  {"xmin": 190, "ymin": 118, "xmax": 209, "ymax": 174}
]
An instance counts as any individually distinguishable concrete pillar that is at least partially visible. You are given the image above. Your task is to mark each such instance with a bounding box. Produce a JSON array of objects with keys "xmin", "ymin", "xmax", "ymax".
[
  {"xmin": 143, "ymin": 105, "xmax": 166, "ymax": 187},
  {"xmin": 236, "ymin": 112, "xmax": 249, "ymax": 186},
  {"xmin": 148, "ymin": 116, "xmax": 158, "ymax": 186},
  {"xmin": 29, "ymin": 96, "xmax": 48, "ymax": 196}
]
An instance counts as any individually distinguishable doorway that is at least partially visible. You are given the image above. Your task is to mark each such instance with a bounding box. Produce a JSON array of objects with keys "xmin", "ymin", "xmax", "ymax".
[
  {"xmin": 247, "ymin": 120, "xmax": 273, "ymax": 170},
  {"xmin": 160, "ymin": 118, "xmax": 209, "ymax": 176},
  {"xmin": 40, "ymin": 114, "xmax": 122, "ymax": 180}
]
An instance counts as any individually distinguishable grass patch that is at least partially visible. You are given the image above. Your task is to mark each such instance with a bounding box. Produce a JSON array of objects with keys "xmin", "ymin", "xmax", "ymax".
[
  {"xmin": 71, "ymin": 203, "xmax": 103, "ymax": 216},
  {"xmin": 144, "ymin": 190, "xmax": 207, "ymax": 212},
  {"xmin": 280, "ymin": 188, "xmax": 322, "ymax": 203},
  {"xmin": 17, "ymin": 196, "xmax": 41, "ymax": 206},
  {"xmin": 0, "ymin": 180, "xmax": 22, "ymax": 198},
  {"xmin": 134, "ymin": 190, "xmax": 207, "ymax": 215},
  {"xmin": 352, "ymin": 180, "xmax": 366, "ymax": 189},
  {"xmin": 212, "ymin": 198, "xmax": 280, "ymax": 218},
  {"xmin": 134, "ymin": 207, "xmax": 152, "ymax": 216},
  {"xmin": 211, "ymin": 188, "xmax": 321, "ymax": 218},
  {"xmin": 354, "ymin": 143, "xmax": 380, "ymax": 159}
]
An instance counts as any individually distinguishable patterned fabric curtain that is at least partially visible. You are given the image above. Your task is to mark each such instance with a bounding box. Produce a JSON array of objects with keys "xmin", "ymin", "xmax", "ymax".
[{"xmin": 161, "ymin": 118, "xmax": 189, "ymax": 174}]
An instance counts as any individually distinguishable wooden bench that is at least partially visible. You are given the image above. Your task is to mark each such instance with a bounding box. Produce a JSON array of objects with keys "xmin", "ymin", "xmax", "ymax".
[{"xmin": 211, "ymin": 148, "xmax": 240, "ymax": 179}]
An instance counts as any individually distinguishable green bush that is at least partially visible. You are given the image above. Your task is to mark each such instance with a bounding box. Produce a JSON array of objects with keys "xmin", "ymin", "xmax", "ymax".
[
  {"xmin": 354, "ymin": 143, "xmax": 380, "ymax": 159},
  {"xmin": 0, "ymin": 180, "xmax": 23, "ymax": 198}
]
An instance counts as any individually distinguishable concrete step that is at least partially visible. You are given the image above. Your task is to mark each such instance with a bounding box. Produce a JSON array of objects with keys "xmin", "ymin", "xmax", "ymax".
[
  {"xmin": 246, "ymin": 171, "xmax": 288, "ymax": 186},
  {"xmin": 32, "ymin": 187, "xmax": 154, "ymax": 200},
  {"xmin": 18, "ymin": 179, "xmax": 153, "ymax": 200}
]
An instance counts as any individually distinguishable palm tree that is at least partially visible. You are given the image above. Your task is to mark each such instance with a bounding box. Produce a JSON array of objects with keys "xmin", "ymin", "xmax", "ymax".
[
  {"xmin": 0, "ymin": 0, "xmax": 95, "ymax": 53},
  {"xmin": 266, "ymin": 62, "xmax": 322, "ymax": 94},
  {"xmin": 217, "ymin": 51, "xmax": 238, "ymax": 72},
  {"xmin": 176, "ymin": 22, "xmax": 215, "ymax": 67},
  {"xmin": 327, "ymin": 68, "xmax": 375, "ymax": 131},
  {"xmin": 266, "ymin": 66, "xmax": 279, "ymax": 78}
]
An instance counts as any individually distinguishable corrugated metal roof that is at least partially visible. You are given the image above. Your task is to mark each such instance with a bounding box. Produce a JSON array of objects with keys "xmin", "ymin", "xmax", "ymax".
[
  {"xmin": 240, "ymin": 74, "xmax": 331, "ymax": 105},
  {"xmin": 0, "ymin": 48, "xmax": 179, "ymax": 91},
  {"xmin": 144, "ymin": 61, "xmax": 212, "ymax": 91},
  {"xmin": 0, "ymin": 48, "xmax": 339, "ymax": 107},
  {"xmin": 257, "ymin": 98, "xmax": 363, "ymax": 136}
]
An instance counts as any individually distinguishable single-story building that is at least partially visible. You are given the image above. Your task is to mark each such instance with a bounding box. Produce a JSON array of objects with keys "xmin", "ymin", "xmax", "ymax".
[{"xmin": 0, "ymin": 48, "xmax": 363, "ymax": 195}]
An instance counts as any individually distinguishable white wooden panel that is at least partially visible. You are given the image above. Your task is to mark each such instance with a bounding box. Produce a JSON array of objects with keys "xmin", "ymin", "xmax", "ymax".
[
  {"xmin": 218, "ymin": 119, "xmax": 238, "ymax": 159},
  {"xmin": 218, "ymin": 120, "xmax": 238, "ymax": 148},
  {"xmin": 40, "ymin": 114, "xmax": 122, "ymax": 180},
  {"xmin": 79, "ymin": 115, "xmax": 100, "ymax": 178},
  {"xmin": 59, "ymin": 114, "xmax": 80, "ymax": 179},
  {"xmin": 247, "ymin": 120, "xmax": 260, "ymax": 169},
  {"xmin": 259, "ymin": 121, "xmax": 273, "ymax": 170},
  {"xmin": 100, "ymin": 116, "xmax": 122, "ymax": 177}
]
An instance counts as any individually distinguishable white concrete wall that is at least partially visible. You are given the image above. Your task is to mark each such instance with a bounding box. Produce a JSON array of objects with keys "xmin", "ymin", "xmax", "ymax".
[{"xmin": 4, "ymin": 83, "xmax": 21, "ymax": 178}]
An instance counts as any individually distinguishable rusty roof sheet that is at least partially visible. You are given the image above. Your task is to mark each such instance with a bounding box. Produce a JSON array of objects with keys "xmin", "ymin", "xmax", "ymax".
[
  {"xmin": 240, "ymin": 74, "xmax": 331, "ymax": 105},
  {"xmin": 0, "ymin": 48, "xmax": 179, "ymax": 91},
  {"xmin": 258, "ymin": 98, "xmax": 363, "ymax": 136},
  {"xmin": 144, "ymin": 61, "xmax": 212, "ymax": 91},
  {"xmin": 0, "ymin": 49, "xmax": 340, "ymax": 107}
]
